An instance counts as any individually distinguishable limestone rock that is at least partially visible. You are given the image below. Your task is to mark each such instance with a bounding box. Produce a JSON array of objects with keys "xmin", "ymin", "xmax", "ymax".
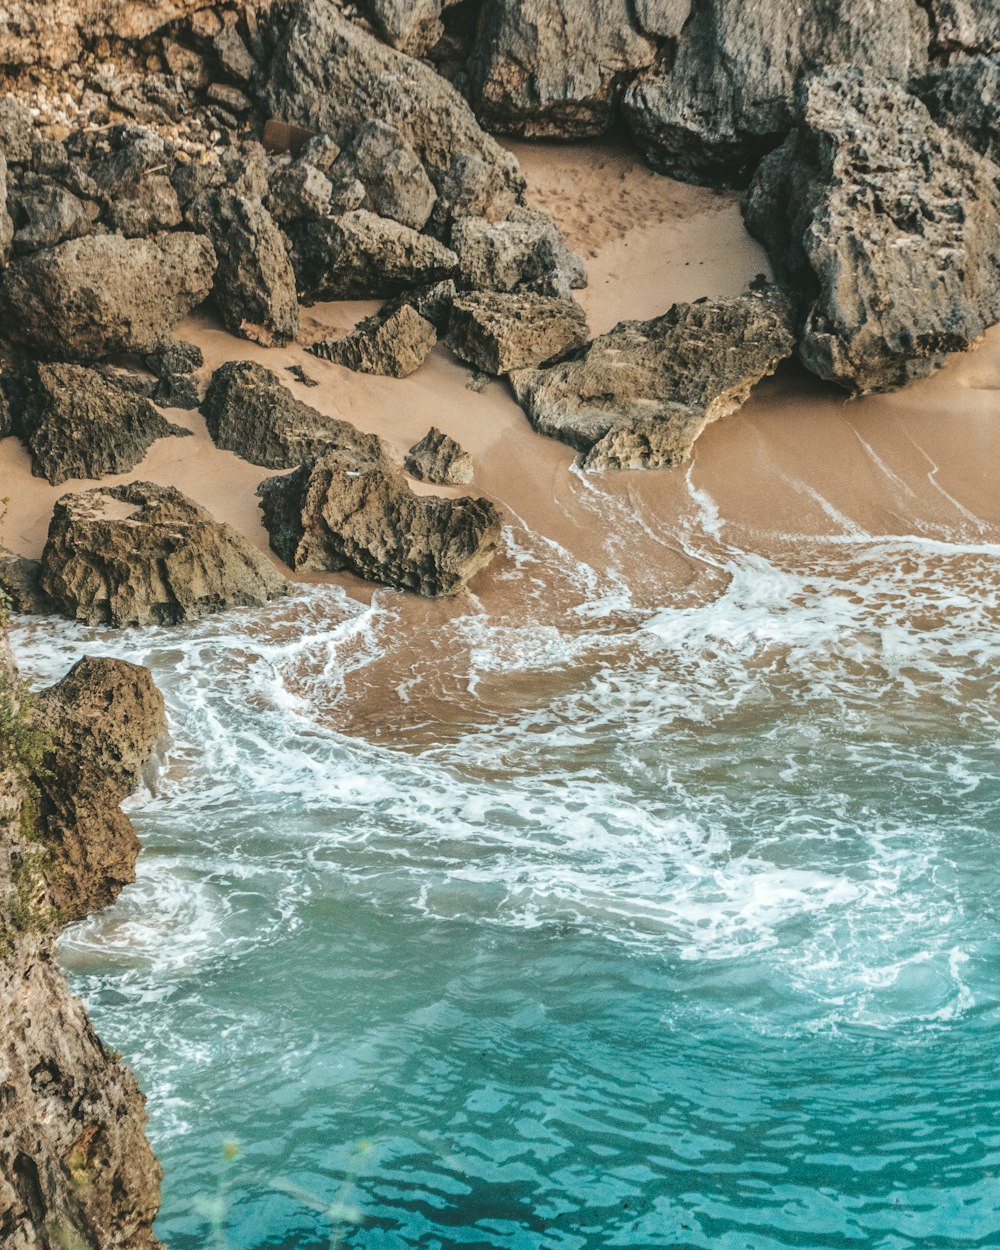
[
  {"xmin": 340, "ymin": 121, "xmax": 437, "ymax": 231},
  {"xmin": 10, "ymin": 177, "xmax": 99, "ymax": 255},
  {"xmin": 405, "ymin": 427, "xmax": 474, "ymax": 484},
  {"xmin": 367, "ymin": 0, "xmax": 444, "ymax": 54},
  {"xmin": 202, "ymin": 359, "xmax": 391, "ymax": 469},
  {"xmin": 927, "ymin": 0, "xmax": 1000, "ymax": 52},
  {"xmin": 289, "ymin": 209, "xmax": 458, "ymax": 302},
  {"xmin": 309, "ymin": 304, "xmax": 437, "ymax": 377},
  {"xmin": 446, "ymin": 291, "xmax": 589, "ymax": 374},
  {"xmin": 191, "ymin": 191, "xmax": 299, "ymax": 348},
  {"xmin": 153, "ymin": 373, "xmax": 201, "ymax": 409},
  {"xmin": 145, "ymin": 341, "xmax": 203, "ymax": 377},
  {"xmin": 0, "ymin": 548, "xmax": 52, "ymax": 614},
  {"xmin": 743, "ymin": 66, "xmax": 1000, "ymax": 392},
  {"xmin": 1, "ymin": 232, "xmax": 217, "ymax": 361},
  {"xmin": 468, "ymin": 0, "xmax": 656, "ymax": 138},
  {"xmin": 0, "ymin": 156, "xmax": 12, "ymax": 267},
  {"xmin": 623, "ymin": 0, "xmax": 931, "ymax": 185},
  {"xmin": 633, "ymin": 0, "xmax": 692, "ymax": 38},
  {"xmin": 39, "ymin": 482, "xmax": 287, "ymax": 627},
  {"xmin": 267, "ymin": 161, "xmax": 335, "ymax": 225},
  {"xmin": 380, "ymin": 279, "xmax": 457, "ymax": 333},
  {"xmin": 452, "ymin": 210, "xmax": 586, "ymax": 298},
  {"xmin": 510, "ymin": 284, "xmax": 796, "ymax": 469},
  {"xmin": 915, "ymin": 55, "xmax": 1000, "ymax": 164},
  {"xmin": 7, "ymin": 362, "xmax": 188, "ymax": 485},
  {"xmin": 258, "ymin": 451, "xmax": 503, "ymax": 595},
  {"xmin": 107, "ymin": 174, "xmax": 183, "ymax": 237}
]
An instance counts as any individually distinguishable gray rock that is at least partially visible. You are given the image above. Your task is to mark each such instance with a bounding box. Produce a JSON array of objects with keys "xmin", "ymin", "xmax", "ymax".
[
  {"xmin": 633, "ymin": 0, "xmax": 692, "ymax": 38},
  {"xmin": 452, "ymin": 209, "xmax": 586, "ymax": 298},
  {"xmin": 10, "ymin": 176, "xmax": 99, "ymax": 254},
  {"xmin": 0, "ymin": 94, "xmax": 33, "ymax": 164},
  {"xmin": 1, "ymin": 231, "xmax": 216, "ymax": 360},
  {"xmin": 0, "ymin": 548, "xmax": 52, "ymax": 614},
  {"xmin": 7, "ymin": 361, "xmax": 188, "ymax": 485},
  {"xmin": 258, "ymin": 451, "xmax": 502, "ymax": 596},
  {"xmin": 405, "ymin": 427, "xmax": 474, "ymax": 484},
  {"xmin": 289, "ymin": 209, "xmax": 458, "ymax": 302},
  {"xmin": 427, "ymin": 153, "xmax": 521, "ymax": 235},
  {"xmin": 623, "ymin": 0, "xmax": 931, "ymax": 185},
  {"xmin": 40, "ymin": 481, "xmax": 287, "ymax": 628},
  {"xmin": 145, "ymin": 340, "xmax": 203, "ymax": 376},
  {"xmin": 381, "ymin": 279, "xmax": 457, "ymax": 333},
  {"xmin": 152, "ymin": 373, "xmax": 201, "ymax": 409},
  {"xmin": 927, "ymin": 0, "xmax": 1000, "ymax": 52},
  {"xmin": 202, "ymin": 359, "xmax": 391, "ymax": 469},
  {"xmin": 298, "ymin": 134, "xmax": 342, "ymax": 173},
  {"xmin": 743, "ymin": 66, "xmax": 1000, "ymax": 392},
  {"xmin": 309, "ymin": 304, "xmax": 437, "ymax": 378},
  {"xmin": 267, "ymin": 161, "xmax": 334, "ymax": 224},
  {"xmin": 510, "ymin": 284, "xmax": 796, "ymax": 469},
  {"xmin": 340, "ymin": 120, "xmax": 437, "ymax": 231},
  {"xmin": 367, "ymin": 0, "xmax": 444, "ymax": 54},
  {"xmin": 214, "ymin": 26, "xmax": 256, "ymax": 82},
  {"xmin": 446, "ymin": 291, "xmax": 589, "ymax": 374},
  {"xmin": 191, "ymin": 191, "xmax": 299, "ymax": 348},
  {"xmin": 469, "ymin": 0, "xmax": 656, "ymax": 138},
  {"xmin": 0, "ymin": 156, "xmax": 11, "ymax": 266},
  {"xmin": 915, "ymin": 54, "xmax": 1000, "ymax": 164},
  {"xmin": 107, "ymin": 173, "xmax": 182, "ymax": 236}
]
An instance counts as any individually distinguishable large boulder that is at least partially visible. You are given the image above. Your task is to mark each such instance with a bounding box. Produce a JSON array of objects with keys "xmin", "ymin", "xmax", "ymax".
[
  {"xmin": 452, "ymin": 209, "xmax": 586, "ymax": 298},
  {"xmin": 1, "ymin": 232, "xmax": 217, "ymax": 360},
  {"xmin": 404, "ymin": 427, "xmax": 474, "ymax": 485},
  {"xmin": 191, "ymin": 192, "xmax": 299, "ymax": 348},
  {"xmin": 202, "ymin": 359, "xmax": 391, "ymax": 469},
  {"xmin": 309, "ymin": 304, "xmax": 437, "ymax": 378},
  {"xmin": 10, "ymin": 176, "xmax": 101, "ymax": 254},
  {"xmin": 468, "ymin": 0, "xmax": 656, "ymax": 138},
  {"xmin": 289, "ymin": 210, "xmax": 458, "ymax": 302},
  {"xmin": 7, "ymin": 362, "xmax": 188, "ymax": 485},
  {"xmin": 446, "ymin": 291, "xmax": 589, "ymax": 374},
  {"xmin": 258, "ymin": 451, "xmax": 503, "ymax": 596},
  {"xmin": 510, "ymin": 284, "xmax": 796, "ymax": 469},
  {"xmin": 623, "ymin": 0, "xmax": 931, "ymax": 184},
  {"xmin": 338, "ymin": 121, "xmax": 438, "ymax": 231},
  {"xmin": 743, "ymin": 66, "xmax": 1000, "ymax": 392},
  {"xmin": 39, "ymin": 482, "xmax": 287, "ymax": 627}
]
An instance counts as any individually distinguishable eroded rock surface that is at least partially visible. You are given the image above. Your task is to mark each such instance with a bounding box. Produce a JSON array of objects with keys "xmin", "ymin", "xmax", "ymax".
[
  {"xmin": 405, "ymin": 427, "xmax": 474, "ymax": 485},
  {"xmin": 915, "ymin": 55, "xmax": 1000, "ymax": 164},
  {"xmin": 446, "ymin": 291, "xmax": 589, "ymax": 374},
  {"xmin": 743, "ymin": 66, "xmax": 1000, "ymax": 391},
  {"xmin": 309, "ymin": 304, "xmax": 437, "ymax": 377},
  {"xmin": 452, "ymin": 210, "xmax": 586, "ymax": 298}
]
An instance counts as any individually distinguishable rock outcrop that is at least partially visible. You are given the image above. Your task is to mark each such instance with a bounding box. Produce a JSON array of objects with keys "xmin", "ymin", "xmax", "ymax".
[
  {"xmin": 202, "ymin": 359, "xmax": 391, "ymax": 468},
  {"xmin": 446, "ymin": 291, "xmax": 589, "ymax": 373},
  {"xmin": 405, "ymin": 427, "xmax": 474, "ymax": 485},
  {"xmin": 309, "ymin": 305, "xmax": 438, "ymax": 377},
  {"xmin": 258, "ymin": 451, "xmax": 503, "ymax": 595},
  {"xmin": 7, "ymin": 362, "xmax": 188, "ymax": 485},
  {"xmin": 39, "ymin": 481, "xmax": 287, "ymax": 627},
  {"xmin": 1, "ymin": 232, "xmax": 217, "ymax": 361},
  {"xmin": 743, "ymin": 66, "xmax": 1000, "ymax": 391},
  {"xmin": 510, "ymin": 284, "xmax": 796, "ymax": 469}
]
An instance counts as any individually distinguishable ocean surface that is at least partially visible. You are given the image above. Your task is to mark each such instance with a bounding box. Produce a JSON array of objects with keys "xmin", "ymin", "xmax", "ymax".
[{"xmin": 11, "ymin": 472, "xmax": 1000, "ymax": 1250}]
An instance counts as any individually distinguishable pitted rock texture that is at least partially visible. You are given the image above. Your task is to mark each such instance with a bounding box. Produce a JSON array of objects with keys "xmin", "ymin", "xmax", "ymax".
[
  {"xmin": 7, "ymin": 362, "xmax": 187, "ymax": 485},
  {"xmin": 510, "ymin": 285, "xmax": 796, "ymax": 469},
  {"xmin": 310, "ymin": 304, "xmax": 437, "ymax": 378},
  {"xmin": 39, "ymin": 481, "xmax": 287, "ymax": 627},
  {"xmin": 338, "ymin": 121, "xmax": 438, "ymax": 231},
  {"xmin": 452, "ymin": 209, "xmax": 586, "ymax": 298},
  {"xmin": 0, "ymin": 549, "xmax": 51, "ymax": 615},
  {"xmin": 1, "ymin": 232, "xmax": 217, "ymax": 361},
  {"xmin": 915, "ymin": 55, "xmax": 1000, "ymax": 164},
  {"xmin": 927, "ymin": 0, "xmax": 1000, "ymax": 52},
  {"xmin": 623, "ymin": 0, "xmax": 931, "ymax": 184},
  {"xmin": 446, "ymin": 291, "xmax": 589, "ymax": 374},
  {"xmin": 743, "ymin": 66, "xmax": 1000, "ymax": 392},
  {"xmin": 203, "ymin": 359, "xmax": 392, "ymax": 469},
  {"xmin": 258, "ymin": 452, "xmax": 503, "ymax": 596},
  {"xmin": 405, "ymin": 427, "xmax": 474, "ymax": 485}
]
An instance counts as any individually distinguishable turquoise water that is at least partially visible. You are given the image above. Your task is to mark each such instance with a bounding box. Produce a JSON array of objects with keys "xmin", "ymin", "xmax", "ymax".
[{"xmin": 12, "ymin": 492, "xmax": 1000, "ymax": 1249}]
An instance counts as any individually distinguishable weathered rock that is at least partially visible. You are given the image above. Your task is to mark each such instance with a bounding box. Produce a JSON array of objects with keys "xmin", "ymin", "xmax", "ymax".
[
  {"xmin": 510, "ymin": 284, "xmax": 796, "ymax": 469},
  {"xmin": 623, "ymin": 0, "xmax": 931, "ymax": 185},
  {"xmin": 289, "ymin": 209, "xmax": 458, "ymax": 302},
  {"xmin": 7, "ymin": 362, "xmax": 188, "ymax": 486},
  {"xmin": 427, "ymin": 153, "xmax": 521, "ymax": 234},
  {"xmin": 927, "ymin": 0, "xmax": 1000, "ymax": 52},
  {"xmin": 446, "ymin": 291, "xmax": 588, "ymax": 373},
  {"xmin": 366, "ymin": 0, "xmax": 444, "ymax": 54},
  {"xmin": 633, "ymin": 0, "xmax": 692, "ymax": 38},
  {"xmin": 10, "ymin": 177, "xmax": 100, "ymax": 254},
  {"xmin": 0, "ymin": 156, "xmax": 12, "ymax": 267},
  {"xmin": 0, "ymin": 548, "xmax": 52, "ymax": 614},
  {"xmin": 743, "ymin": 67, "xmax": 1000, "ymax": 392},
  {"xmin": 309, "ymin": 304, "xmax": 437, "ymax": 377},
  {"xmin": 145, "ymin": 341, "xmax": 204, "ymax": 377},
  {"xmin": 405, "ymin": 427, "xmax": 474, "ymax": 484},
  {"xmin": 107, "ymin": 174, "xmax": 183, "ymax": 237},
  {"xmin": 191, "ymin": 191, "xmax": 299, "ymax": 348},
  {"xmin": 153, "ymin": 373, "xmax": 201, "ymax": 409},
  {"xmin": 258, "ymin": 451, "xmax": 502, "ymax": 595},
  {"xmin": 915, "ymin": 55, "xmax": 1000, "ymax": 164},
  {"xmin": 1, "ymin": 232, "xmax": 216, "ymax": 361},
  {"xmin": 202, "ymin": 359, "xmax": 391, "ymax": 469},
  {"xmin": 468, "ymin": 0, "xmax": 656, "ymax": 138},
  {"xmin": 380, "ymin": 279, "xmax": 457, "ymax": 333},
  {"xmin": 0, "ymin": 94, "xmax": 33, "ymax": 164},
  {"xmin": 452, "ymin": 209, "xmax": 586, "ymax": 297},
  {"xmin": 267, "ymin": 161, "xmax": 334, "ymax": 225},
  {"xmin": 39, "ymin": 482, "xmax": 287, "ymax": 627},
  {"xmin": 339, "ymin": 120, "xmax": 437, "ymax": 231},
  {"xmin": 265, "ymin": 0, "xmax": 524, "ymax": 219}
]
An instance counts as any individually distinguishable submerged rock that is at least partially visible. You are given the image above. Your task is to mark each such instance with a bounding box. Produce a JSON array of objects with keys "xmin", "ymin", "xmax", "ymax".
[
  {"xmin": 39, "ymin": 481, "xmax": 287, "ymax": 627},
  {"xmin": 743, "ymin": 66, "xmax": 1000, "ymax": 391},
  {"xmin": 405, "ymin": 427, "xmax": 474, "ymax": 485},
  {"xmin": 202, "ymin": 359, "xmax": 391, "ymax": 469},
  {"xmin": 446, "ymin": 291, "xmax": 589, "ymax": 374},
  {"xmin": 1, "ymin": 231, "xmax": 216, "ymax": 360},
  {"xmin": 7, "ymin": 361, "xmax": 188, "ymax": 485},
  {"xmin": 309, "ymin": 304, "xmax": 437, "ymax": 378},
  {"xmin": 258, "ymin": 451, "xmax": 502, "ymax": 596},
  {"xmin": 510, "ymin": 284, "xmax": 796, "ymax": 469}
]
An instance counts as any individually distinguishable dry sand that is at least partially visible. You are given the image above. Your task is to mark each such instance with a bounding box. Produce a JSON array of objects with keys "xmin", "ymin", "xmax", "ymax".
[{"xmin": 2, "ymin": 138, "xmax": 999, "ymax": 615}]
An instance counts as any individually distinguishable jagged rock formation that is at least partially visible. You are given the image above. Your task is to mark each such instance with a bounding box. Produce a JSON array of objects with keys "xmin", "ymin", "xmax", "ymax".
[
  {"xmin": 202, "ymin": 359, "xmax": 391, "ymax": 467},
  {"xmin": 258, "ymin": 450, "xmax": 503, "ymax": 595},
  {"xmin": 743, "ymin": 66, "xmax": 1000, "ymax": 391},
  {"xmin": 405, "ymin": 427, "xmax": 474, "ymax": 484},
  {"xmin": 309, "ymin": 305, "xmax": 438, "ymax": 377},
  {"xmin": 6, "ymin": 362, "xmax": 188, "ymax": 485},
  {"xmin": 446, "ymin": 291, "xmax": 589, "ymax": 373},
  {"xmin": 1, "ymin": 232, "xmax": 217, "ymax": 361},
  {"xmin": 452, "ymin": 209, "xmax": 586, "ymax": 298},
  {"xmin": 337, "ymin": 121, "xmax": 438, "ymax": 231},
  {"xmin": 622, "ymin": 0, "xmax": 931, "ymax": 184},
  {"xmin": 510, "ymin": 284, "xmax": 796, "ymax": 469},
  {"xmin": 39, "ymin": 481, "xmax": 287, "ymax": 626},
  {"xmin": 0, "ymin": 630, "xmax": 166, "ymax": 1248}
]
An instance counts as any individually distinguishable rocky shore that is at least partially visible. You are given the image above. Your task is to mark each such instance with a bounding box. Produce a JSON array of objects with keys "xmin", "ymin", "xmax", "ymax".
[{"xmin": 0, "ymin": 0, "xmax": 998, "ymax": 1243}]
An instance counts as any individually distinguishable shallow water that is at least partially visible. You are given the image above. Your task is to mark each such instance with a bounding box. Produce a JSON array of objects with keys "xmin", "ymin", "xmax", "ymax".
[{"xmin": 11, "ymin": 475, "xmax": 1000, "ymax": 1250}]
